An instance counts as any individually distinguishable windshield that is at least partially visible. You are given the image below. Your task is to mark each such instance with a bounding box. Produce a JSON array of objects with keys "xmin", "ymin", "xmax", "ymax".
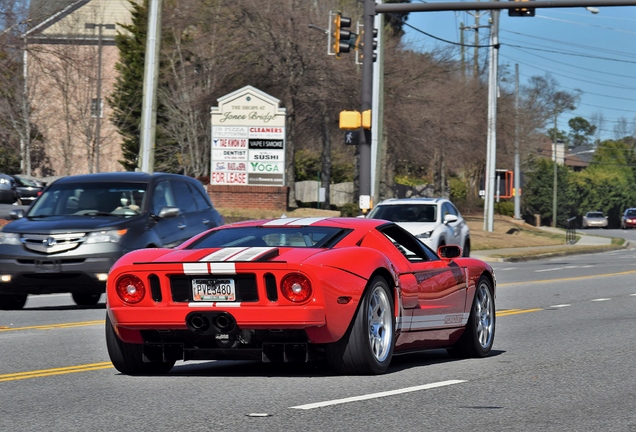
[
  {"xmin": 28, "ymin": 182, "xmax": 147, "ymax": 217},
  {"xmin": 586, "ymin": 212, "xmax": 604, "ymax": 218},
  {"xmin": 626, "ymin": 210, "xmax": 636, "ymax": 217},
  {"xmin": 368, "ymin": 204, "xmax": 437, "ymax": 223},
  {"xmin": 187, "ymin": 226, "xmax": 347, "ymax": 249}
]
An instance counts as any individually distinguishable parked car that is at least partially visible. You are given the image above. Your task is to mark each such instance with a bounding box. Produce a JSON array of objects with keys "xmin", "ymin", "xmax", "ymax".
[
  {"xmin": 11, "ymin": 175, "xmax": 44, "ymax": 205},
  {"xmin": 0, "ymin": 173, "xmax": 18, "ymax": 204},
  {"xmin": 105, "ymin": 217, "xmax": 495, "ymax": 375},
  {"xmin": 582, "ymin": 211, "xmax": 608, "ymax": 229},
  {"xmin": 366, "ymin": 197, "xmax": 471, "ymax": 256},
  {"xmin": 621, "ymin": 208, "xmax": 636, "ymax": 229},
  {"xmin": 0, "ymin": 172, "xmax": 224, "ymax": 310}
]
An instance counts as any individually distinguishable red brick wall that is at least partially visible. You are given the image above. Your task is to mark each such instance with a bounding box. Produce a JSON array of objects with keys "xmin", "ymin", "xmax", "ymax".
[{"xmin": 207, "ymin": 185, "xmax": 289, "ymax": 211}]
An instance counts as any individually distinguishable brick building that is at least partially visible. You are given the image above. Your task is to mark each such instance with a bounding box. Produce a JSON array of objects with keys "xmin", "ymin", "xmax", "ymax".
[{"xmin": 26, "ymin": 0, "xmax": 132, "ymax": 176}]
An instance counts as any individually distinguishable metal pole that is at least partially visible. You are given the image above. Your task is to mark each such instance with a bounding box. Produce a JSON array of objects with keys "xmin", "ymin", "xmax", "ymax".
[
  {"xmin": 359, "ymin": 0, "xmax": 375, "ymax": 211},
  {"xmin": 139, "ymin": 0, "xmax": 163, "ymax": 173},
  {"xmin": 552, "ymin": 112, "xmax": 558, "ymax": 227},
  {"xmin": 95, "ymin": 24, "xmax": 103, "ymax": 173},
  {"xmin": 371, "ymin": 5, "xmax": 383, "ymax": 206},
  {"xmin": 514, "ymin": 63, "xmax": 521, "ymax": 219},
  {"xmin": 484, "ymin": 8, "xmax": 499, "ymax": 232}
]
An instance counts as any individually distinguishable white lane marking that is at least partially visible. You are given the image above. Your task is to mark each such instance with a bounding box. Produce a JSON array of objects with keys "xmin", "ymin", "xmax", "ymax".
[
  {"xmin": 290, "ymin": 380, "xmax": 466, "ymax": 410},
  {"xmin": 550, "ymin": 304, "xmax": 571, "ymax": 308},
  {"xmin": 495, "ymin": 267, "xmax": 518, "ymax": 271},
  {"xmin": 591, "ymin": 298, "xmax": 611, "ymax": 302},
  {"xmin": 535, "ymin": 265, "xmax": 594, "ymax": 273},
  {"xmin": 630, "ymin": 294, "xmax": 636, "ymax": 296},
  {"xmin": 536, "ymin": 268, "xmax": 563, "ymax": 273}
]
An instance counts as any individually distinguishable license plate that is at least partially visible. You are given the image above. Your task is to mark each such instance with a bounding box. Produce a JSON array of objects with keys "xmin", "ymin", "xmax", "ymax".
[
  {"xmin": 192, "ymin": 278, "xmax": 236, "ymax": 302},
  {"xmin": 35, "ymin": 260, "xmax": 61, "ymax": 273}
]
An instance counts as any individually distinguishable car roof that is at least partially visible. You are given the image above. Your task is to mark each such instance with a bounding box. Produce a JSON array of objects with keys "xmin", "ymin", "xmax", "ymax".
[
  {"xmin": 375, "ymin": 198, "xmax": 446, "ymax": 205},
  {"xmin": 50, "ymin": 172, "xmax": 194, "ymax": 185}
]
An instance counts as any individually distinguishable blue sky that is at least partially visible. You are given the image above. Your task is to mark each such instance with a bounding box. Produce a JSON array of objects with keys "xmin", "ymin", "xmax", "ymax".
[{"xmin": 402, "ymin": 2, "xmax": 636, "ymax": 141}]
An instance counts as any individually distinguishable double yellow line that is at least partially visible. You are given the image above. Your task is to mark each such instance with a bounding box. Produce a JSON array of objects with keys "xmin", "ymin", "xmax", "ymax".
[
  {"xmin": 0, "ymin": 320, "xmax": 104, "ymax": 332},
  {"xmin": 0, "ymin": 362, "xmax": 113, "ymax": 382}
]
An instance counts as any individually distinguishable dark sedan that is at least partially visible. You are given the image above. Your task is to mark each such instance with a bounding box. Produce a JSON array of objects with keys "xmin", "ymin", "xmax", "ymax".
[
  {"xmin": 0, "ymin": 174, "xmax": 17, "ymax": 204},
  {"xmin": 11, "ymin": 175, "xmax": 44, "ymax": 205},
  {"xmin": 621, "ymin": 208, "xmax": 636, "ymax": 229}
]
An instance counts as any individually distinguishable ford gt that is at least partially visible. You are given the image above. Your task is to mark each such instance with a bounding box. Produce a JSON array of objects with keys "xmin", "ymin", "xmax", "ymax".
[{"xmin": 106, "ymin": 217, "xmax": 496, "ymax": 375}]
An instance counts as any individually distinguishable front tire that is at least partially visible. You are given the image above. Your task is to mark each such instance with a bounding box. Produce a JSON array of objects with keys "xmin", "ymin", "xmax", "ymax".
[
  {"xmin": 325, "ymin": 276, "xmax": 395, "ymax": 375},
  {"xmin": 106, "ymin": 314, "xmax": 174, "ymax": 375},
  {"xmin": 448, "ymin": 275, "xmax": 495, "ymax": 358},
  {"xmin": 0, "ymin": 294, "xmax": 27, "ymax": 310},
  {"xmin": 462, "ymin": 238, "xmax": 471, "ymax": 257}
]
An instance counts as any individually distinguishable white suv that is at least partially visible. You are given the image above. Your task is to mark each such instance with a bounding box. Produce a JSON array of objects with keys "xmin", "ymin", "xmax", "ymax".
[{"xmin": 367, "ymin": 198, "xmax": 471, "ymax": 256}]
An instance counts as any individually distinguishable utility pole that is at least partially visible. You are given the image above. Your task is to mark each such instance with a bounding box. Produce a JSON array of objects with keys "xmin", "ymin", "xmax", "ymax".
[
  {"xmin": 483, "ymin": 8, "xmax": 499, "ymax": 232},
  {"xmin": 139, "ymin": 0, "xmax": 163, "ymax": 173},
  {"xmin": 552, "ymin": 111, "xmax": 558, "ymax": 227},
  {"xmin": 85, "ymin": 22, "xmax": 115, "ymax": 173},
  {"xmin": 358, "ymin": 0, "xmax": 375, "ymax": 211},
  {"xmin": 514, "ymin": 63, "xmax": 521, "ymax": 219}
]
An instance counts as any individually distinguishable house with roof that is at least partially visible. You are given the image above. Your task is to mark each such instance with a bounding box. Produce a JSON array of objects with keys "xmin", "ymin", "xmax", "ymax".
[{"xmin": 25, "ymin": 0, "xmax": 133, "ymax": 176}]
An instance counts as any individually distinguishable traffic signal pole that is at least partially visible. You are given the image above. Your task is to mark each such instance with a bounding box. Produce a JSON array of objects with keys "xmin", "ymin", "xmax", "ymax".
[{"xmin": 358, "ymin": 0, "xmax": 375, "ymax": 210}]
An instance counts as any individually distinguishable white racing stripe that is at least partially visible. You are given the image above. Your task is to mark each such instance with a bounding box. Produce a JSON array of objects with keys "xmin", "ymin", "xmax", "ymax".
[{"xmin": 290, "ymin": 380, "xmax": 466, "ymax": 410}]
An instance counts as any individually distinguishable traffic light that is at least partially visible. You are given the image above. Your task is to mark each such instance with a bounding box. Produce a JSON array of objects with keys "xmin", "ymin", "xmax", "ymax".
[
  {"xmin": 332, "ymin": 12, "xmax": 352, "ymax": 57},
  {"xmin": 508, "ymin": 0, "xmax": 535, "ymax": 17},
  {"xmin": 356, "ymin": 27, "xmax": 378, "ymax": 64}
]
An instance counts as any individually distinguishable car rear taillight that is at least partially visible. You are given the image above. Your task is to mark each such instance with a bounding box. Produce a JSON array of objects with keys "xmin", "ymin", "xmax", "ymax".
[
  {"xmin": 280, "ymin": 273, "xmax": 312, "ymax": 303},
  {"xmin": 115, "ymin": 275, "xmax": 146, "ymax": 304}
]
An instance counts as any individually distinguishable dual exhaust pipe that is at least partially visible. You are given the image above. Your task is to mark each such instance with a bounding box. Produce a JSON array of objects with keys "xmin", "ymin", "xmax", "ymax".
[{"xmin": 186, "ymin": 311, "xmax": 237, "ymax": 335}]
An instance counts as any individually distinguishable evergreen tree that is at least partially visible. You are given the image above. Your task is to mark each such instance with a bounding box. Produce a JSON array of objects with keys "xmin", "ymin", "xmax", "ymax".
[{"xmin": 108, "ymin": 0, "xmax": 147, "ymax": 171}]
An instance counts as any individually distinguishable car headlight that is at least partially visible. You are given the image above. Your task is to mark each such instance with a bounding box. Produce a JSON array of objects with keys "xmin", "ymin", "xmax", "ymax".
[
  {"xmin": 0, "ymin": 232, "xmax": 21, "ymax": 245},
  {"xmin": 85, "ymin": 229, "xmax": 128, "ymax": 244},
  {"xmin": 415, "ymin": 231, "xmax": 433, "ymax": 239}
]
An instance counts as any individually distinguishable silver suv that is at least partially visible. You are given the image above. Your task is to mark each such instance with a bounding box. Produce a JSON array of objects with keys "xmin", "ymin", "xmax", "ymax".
[
  {"xmin": 367, "ymin": 197, "xmax": 470, "ymax": 256},
  {"xmin": 0, "ymin": 172, "xmax": 223, "ymax": 310}
]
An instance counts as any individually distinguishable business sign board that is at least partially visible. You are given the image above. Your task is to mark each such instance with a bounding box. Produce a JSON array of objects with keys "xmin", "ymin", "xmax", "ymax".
[{"xmin": 210, "ymin": 86, "xmax": 286, "ymax": 186}]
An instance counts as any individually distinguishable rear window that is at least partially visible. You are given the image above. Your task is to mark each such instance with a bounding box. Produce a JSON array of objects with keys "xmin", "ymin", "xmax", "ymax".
[
  {"xmin": 187, "ymin": 226, "xmax": 347, "ymax": 249},
  {"xmin": 586, "ymin": 212, "xmax": 604, "ymax": 218},
  {"xmin": 368, "ymin": 204, "xmax": 437, "ymax": 223}
]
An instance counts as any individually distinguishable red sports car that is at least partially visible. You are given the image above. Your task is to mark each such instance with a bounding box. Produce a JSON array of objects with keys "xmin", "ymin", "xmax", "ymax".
[{"xmin": 106, "ymin": 217, "xmax": 496, "ymax": 375}]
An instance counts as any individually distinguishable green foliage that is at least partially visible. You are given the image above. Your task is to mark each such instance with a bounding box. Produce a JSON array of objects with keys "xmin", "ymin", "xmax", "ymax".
[
  {"xmin": 494, "ymin": 201, "xmax": 514, "ymax": 217},
  {"xmin": 524, "ymin": 138, "xmax": 636, "ymax": 227},
  {"xmin": 568, "ymin": 116, "xmax": 596, "ymax": 147},
  {"xmin": 394, "ymin": 174, "xmax": 430, "ymax": 187},
  {"xmin": 294, "ymin": 149, "xmax": 354, "ymax": 183},
  {"xmin": 448, "ymin": 176, "xmax": 467, "ymax": 202},
  {"xmin": 0, "ymin": 144, "xmax": 20, "ymax": 173},
  {"xmin": 339, "ymin": 202, "xmax": 359, "ymax": 217}
]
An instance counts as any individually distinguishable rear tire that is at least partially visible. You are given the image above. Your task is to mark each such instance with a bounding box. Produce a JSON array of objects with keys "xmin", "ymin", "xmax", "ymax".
[
  {"xmin": 0, "ymin": 294, "xmax": 27, "ymax": 310},
  {"xmin": 325, "ymin": 276, "xmax": 395, "ymax": 375},
  {"xmin": 72, "ymin": 293, "xmax": 101, "ymax": 306},
  {"xmin": 448, "ymin": 275, "xmax": 495, "ymax": 358},
  {"xmin": 105, "ymin": 314, "xmax": 174, "ymax": 375}
]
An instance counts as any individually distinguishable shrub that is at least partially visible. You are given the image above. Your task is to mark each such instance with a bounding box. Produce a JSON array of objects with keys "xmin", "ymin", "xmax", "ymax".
[
  {"xmin": 340, "ymin": 203, "xmax": 360, "ymax": 217},
  {"xmin": 494, "ymin": 201, "xmax": 515, "ymax": 217}
]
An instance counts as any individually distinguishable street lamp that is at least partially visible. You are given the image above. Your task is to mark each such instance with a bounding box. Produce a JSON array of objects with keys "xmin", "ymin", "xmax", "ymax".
[{"xmin": 85, "ymin": 22, "xmax": 115, "ymax": 173}]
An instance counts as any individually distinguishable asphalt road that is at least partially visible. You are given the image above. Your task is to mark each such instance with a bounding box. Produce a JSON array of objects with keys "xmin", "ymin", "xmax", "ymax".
[{"xmin": 2, "ymin": 247, "xmax": 636, "ymax": 431}]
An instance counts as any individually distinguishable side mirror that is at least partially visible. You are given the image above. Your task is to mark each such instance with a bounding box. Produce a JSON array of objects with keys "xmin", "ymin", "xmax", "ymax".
[
  {"xmin": 9, "ymin": 209, "xmax": 25, "ymax": 220},
  {"xmin": 438, "ymin": 245, "xmax": 462, "ymax": 259},
  {"xmin": 156, "ymin": 206, "xmax": 180, "ymax": 219},
  {"xmin": 443, "ymin": 214, "xmax": 458, "ymax": 224}
]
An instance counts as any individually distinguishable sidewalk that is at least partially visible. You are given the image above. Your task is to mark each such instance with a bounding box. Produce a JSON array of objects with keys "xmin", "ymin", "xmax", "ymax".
[{"xmin": 471, "ymin": 227, "xmax": 624, "ymax": 263}]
